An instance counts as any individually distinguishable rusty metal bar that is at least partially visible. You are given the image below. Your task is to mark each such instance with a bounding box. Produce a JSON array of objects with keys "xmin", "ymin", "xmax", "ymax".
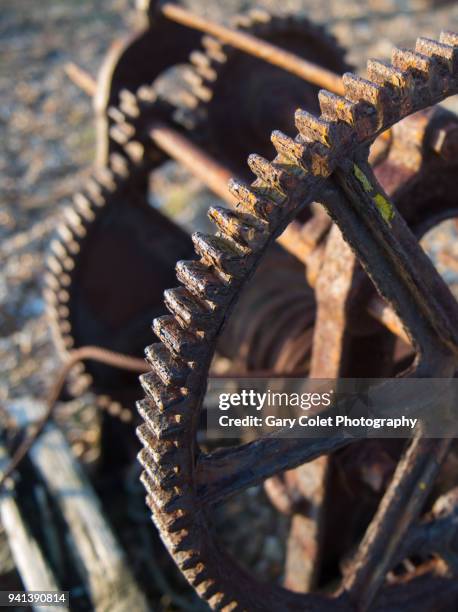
[
  {"xmin": 149, "ymin": 122, "xmax": 236, "ymax": 204},
  {"xmin": 65, "ymin": 63, "xmax": 97, "ymax": 97},
  {"xmin": 161, "ymin": 3, "xmax": 345, "ymax": 96}
]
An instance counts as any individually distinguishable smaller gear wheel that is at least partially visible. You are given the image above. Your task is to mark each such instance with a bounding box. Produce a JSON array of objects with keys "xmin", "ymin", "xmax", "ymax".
[{"xmin": 180, "ymin": 8, "xmax": 350, "ymax": 175}]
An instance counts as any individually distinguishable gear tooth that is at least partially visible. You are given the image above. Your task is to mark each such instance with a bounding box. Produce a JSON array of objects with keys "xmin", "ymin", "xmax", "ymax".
[
  {"xmin": 190, "ymin": 50, "xmax": 210, "ymax": 68},
  {"xmin": 119, "ymin": 88, "xmax": 137, "ymax": 106},
  {"xmin": 440, "ymin": 31, "xmax": 458, "ymax": 47},
  {"xmin": 46, "ymin": 254, "xmax": 64, "ymax": 276},
  {"xmin": 190, "ymin": 567, "xmax": 212, "ymax": 588},
  {"xmin": 57, "ymin": 289, "xmax": 70, "ymax": 304},
  {"xmin": 43, "ymin": 287, "xmax": 57, "ymax": 305},
  {"xmin": 392, "ymin": 47, "xmax": 432, "ymax": 76},
  {"xmin": 119, "ymin": 89, "xmax": 140, "ymax": 118},
  {"xmin": 190, "ymin": 51, "xmax": 217, "ymax": 81},
  {"xmin": 146, "ymin": 494, "xmax": 192, "ymax": 532},
  {"xmin": 163, "ymin": 287, "xmax": 215, "ymax": 329},
  {"xmin": 137, "ymin": 424, "xmax": 156, "ymax": 452},
  {"xmin": 342, "ymin": 73, "xmax": 386, "ymax": 128},
  {"xmin": 124, "ymin": 141, "xmax": 146, "ymax": 164},
  {"xmin": 56, "ymin": 223, "xmax": 79, "ymax": 253},
  {"xmin": 62, "ymin": 336, "xmax": 74, "ymax": 350},
  {"xmin": 139, "ymin": 369, "xmax": 185, "ymax": 409},
  {"xmin": 247, "ymin": 153, "xmax": 297, "ymax": 191},
  {"xmin": 93, "ymin": 167, "xmax": 116, "ymax": 192},
  {"xmin": 180, "ymin": 554, "xmax": 204, "ymax": 572},
  {"xmin": 320, "ymin": 88, "xmax": 377, "ymax": 142},
  {"xmin": 232, "ymin": 14, "xmax": 253, "ymax": 29},
  {"xmin": 208, "ymin": 206, "xmax": 268, "ymax": 251},
  {"xmin": 85, "ymin": 177, "xmax": 105, "ymax": 206},
  {"xmin": 318, "ymin": 89, "xmax": 356, "ymax": 125},
  {"xmin": 49, "ymin": 239, "xmax": 67, "ymax": 260},
  {"xmin": 271, "ymin": 130, "xmax": 307, "ymax": 167},
  {"xmin": 367, "ymin": 58, "xmax": 410, "ymax": 89},
  {"xmin": 209, "ymin": 593, "xmax": 240, "ymax": 612},
  {"xmin": 153, "ymin": 313, "xmax": 208, "ymax": 360},
  {"xmin": 110, "ymin": 124, "xmax": 131, "ymax": 145},
  {"xmin": 197, "ymin": 581, "xmax": 220, "ymax": 600},
  {"xmin": 110, "ymin": 120, "xmax": 136, "ymax": 141},
  {"xmin": 136, "ymin": 84, "xmax": 156, "ymax": 103},
  {"xmin": 136, "ymin": 425, "xmax": 178, "ymax": 467},
  {"xmin": 59, "ymin": 319, "xmax": 71, "ymax": 334},
  {"xmin": 201, "ymin": 36, "xmax": 227, "ymax": 63},
  {"xmin": 176, "ymin": 260, "xmax": 232, "ymax": 304},
  {"xmin": 295, "ymin": 110, "xmax": 351, "ymax": 150},
  {"xmin": 163, "ymin": 512, "xmax": 192, "ymax": 534},
  {"xmin": 62, "ymin": 207, "xmax": 86, "ymax": 238},
  {"xmin": 192, "ymin": 232, "xmax": 249, "ymax": 277},
  {"xmin": 247, "ymin": 153, "xmax": 274, "ymax": 182},
  {"xmin": 227, "ymin": 179, "xmax": 281, "ymax": 221},
  {"xmin": 170, "ymin": 531, "xmax": 197, "ymax": 553},
  {"xmin": 391, "ymin": 48, "xmax": 436, "ymax": 102},
  {"xmin": 138, "ymin": 447, "xmax": 184, "ymax": 489},
  {"xmin": 137, "ymin": 427, "xmax": 182, "ymax": 470},
  {"xmin": 60, "ymin": 256, "xmax": 74, "ymax": 272},
  {"xmin": 212, "ymin": 594, "xmax": 241, "ymax": 611},
  {"xmin": 183, "ymin": 67, "xmax": 205, "ymax": 89},
  {"xmin": 139, "ymin": 470, "xmax": 187, "ymax": 513},
  {"xmin": 415, "ymin": 37, "xmax": 458, "ymax": 74},
  {"xmin": 73, "ymin": 193, "xmax": 96, "ymax": 222},
  {"xmin": 137, "ymin": 398, "xmax": 188, "ymax": 441},
  {"xmin": 58, "ymin": 273, "xmax": 71, "ymax": 288},
  {"xmin": 107, "ymin": 105, "xmax": 126, "ymax": 124},
  {"xmin": 144, "ymin": 343, "xmax": 190, "ymax": 387},
  {"xmin": 183, "ymin": 69, "xmax": 213, "ymax": 101},
  {"xmin": 247, "ymin": 8, "xmax": 271, "ymax": 24},
  {"xmin": 58, "ymin": 304, "xmax": 69, "ymax": 318},
  {"xmin": 109, "ymin": 152, "xmax": 129, "ymax": 179}
]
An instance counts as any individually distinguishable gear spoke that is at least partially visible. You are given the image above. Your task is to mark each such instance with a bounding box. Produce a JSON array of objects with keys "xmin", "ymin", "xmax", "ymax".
[
  {"xmin": 331, "ymin": 158, "xmax": 458, "ymax": 355},
  {"xmin": 343, "ymin": 434, "xmax": 451, "ymax": 611},
  {"xmin": 195, "ymin": 435, "xmax": 354, "ymax": 506}
]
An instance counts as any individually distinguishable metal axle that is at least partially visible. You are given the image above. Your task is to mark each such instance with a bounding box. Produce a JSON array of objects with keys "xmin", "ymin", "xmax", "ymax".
[{"xmin": 160, "ymin": 3, "xmax": 345, "ymax": 95}]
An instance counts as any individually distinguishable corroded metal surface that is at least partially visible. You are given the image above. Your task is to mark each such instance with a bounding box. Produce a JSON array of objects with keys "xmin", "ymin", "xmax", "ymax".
[
  {"xmin": 136, "ymin": 33, "xmax": 458, "ymax": 611},
  {"xmin": 43, "ymin": 3, "xmax": 458, "ymax": 608}
]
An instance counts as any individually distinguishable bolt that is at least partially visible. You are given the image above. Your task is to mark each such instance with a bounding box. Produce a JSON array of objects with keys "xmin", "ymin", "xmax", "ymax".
[{"xmin": 430, "ymin": 123, "xmax": 458, "ymax": 162}]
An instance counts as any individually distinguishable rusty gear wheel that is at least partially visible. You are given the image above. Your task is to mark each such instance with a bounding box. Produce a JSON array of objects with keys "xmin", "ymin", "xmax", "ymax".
[
  {"xmin": 180, "ymin": 8, "xmax": 349, "ymax": 176},
  {"xmin": 138, "ymin": 33, "xmax": 458, "ymax": 611},
  {"xmin": 45, "ymin": 89, "xmax": 194, "ymax": 410},
  {"xmin": 93, "ymin": 0, "xmax": 203, "ymax": 165}
]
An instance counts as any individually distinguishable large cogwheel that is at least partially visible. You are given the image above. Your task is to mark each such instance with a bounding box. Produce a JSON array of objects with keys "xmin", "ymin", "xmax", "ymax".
[
  {"xmin": 138, "ymin": 33, "xmax": 458, "ymax": 611},
  {"xmin": 181, "ymin": 8, "xmax": 349, "ymax": 175}
]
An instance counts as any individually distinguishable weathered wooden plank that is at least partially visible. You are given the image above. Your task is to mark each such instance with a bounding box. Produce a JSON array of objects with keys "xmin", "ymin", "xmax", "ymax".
[
  {"xmin": 0, "ymin": 444, "xmax": 68, "ymax": 612},
  {"xmin": 6, "ymin": 398, "xmax": 149, "ymax": 612}
]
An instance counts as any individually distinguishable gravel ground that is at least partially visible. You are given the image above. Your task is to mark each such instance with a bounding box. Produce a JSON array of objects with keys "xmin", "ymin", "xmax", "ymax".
[{"xmin": 1, "ymin": 0, "xmax": 458, "ymax": 608}]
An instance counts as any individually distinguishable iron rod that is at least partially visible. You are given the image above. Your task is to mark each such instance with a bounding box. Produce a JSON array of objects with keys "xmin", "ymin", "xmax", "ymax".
[
  {"xmin": 161, "ymin": 3, "xmax": 345, "ymax": 96},
  {"xmin": 149, "ymin": 122, "xmax": 236, "ymax": 204}
]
